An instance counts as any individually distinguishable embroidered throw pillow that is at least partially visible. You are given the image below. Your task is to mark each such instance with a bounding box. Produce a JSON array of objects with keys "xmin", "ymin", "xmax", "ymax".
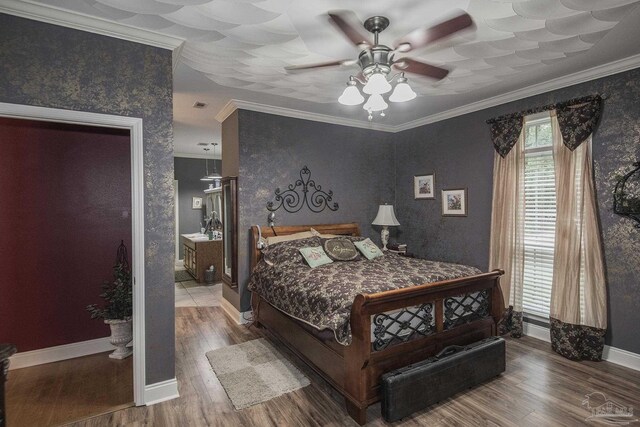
[
  {"xmin": 262, "ymin": 236, "xmax": 321, "ymax": 266},
  {"xmin": 299, "ymin": 246, "xmax": 334, "ymax": 268},
  {"xmin": 323, "ymin": 238, "xmax": 359, "ymax": 261},
  {"xmin": 354, "ymin": 238, "xmax": 384, "ymax": 260}
]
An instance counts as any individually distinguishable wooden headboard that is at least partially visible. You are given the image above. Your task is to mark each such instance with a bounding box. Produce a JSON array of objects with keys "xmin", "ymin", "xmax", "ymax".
[{"xmin": 250, "ymin": 223, "xmax": 360, "ymax": 271}]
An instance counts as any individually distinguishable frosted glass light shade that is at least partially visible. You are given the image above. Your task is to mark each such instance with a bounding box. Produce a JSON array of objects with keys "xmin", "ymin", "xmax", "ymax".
[
  {"xmin": 372, "ymin": 204, "xmax": 400, "ymax": 226},
  {"xmin": 363, "ymin": 72, "xmax": 392, "ymax": 95},
  {"xmin": 389, "ymin": 81, "xmax": 417, "ymax": 102},
  {"xmin": 338, "ymin": 85, "xmax": 364, "ymax": 105},
  {"xmin": 363, "ymin": 94, "xmax": 388, "ymax": 112}
]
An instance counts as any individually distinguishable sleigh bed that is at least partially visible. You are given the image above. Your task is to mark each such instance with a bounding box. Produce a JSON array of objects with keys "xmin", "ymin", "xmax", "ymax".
[{"xmin": 249, "ymin": 223, "xmax": 504, "ymax": 425}]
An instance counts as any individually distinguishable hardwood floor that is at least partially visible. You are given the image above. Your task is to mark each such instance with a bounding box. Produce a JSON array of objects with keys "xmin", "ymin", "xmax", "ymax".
[
  {"xmin": 67, "ymin": 305, "xmax": 640, "ymax": 426},
  {"xmin": 5, "ymin": 351, "xmax": 133, "ymax": 426}
]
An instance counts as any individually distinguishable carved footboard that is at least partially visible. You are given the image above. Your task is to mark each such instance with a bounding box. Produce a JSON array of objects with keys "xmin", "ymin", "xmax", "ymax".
[{"xmin": 343, "ymin": 270, "xmax": 504, "ymax": 425}]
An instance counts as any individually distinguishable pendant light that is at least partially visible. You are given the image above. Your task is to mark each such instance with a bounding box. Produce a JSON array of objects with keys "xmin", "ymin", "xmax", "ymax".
[
  {"xmin": 207, "ymin": 143, "xmax": 222, "ymax": 179},
  {"xmin": 200, "ymin": 148, "xmax": 214, "ymax": 182}
]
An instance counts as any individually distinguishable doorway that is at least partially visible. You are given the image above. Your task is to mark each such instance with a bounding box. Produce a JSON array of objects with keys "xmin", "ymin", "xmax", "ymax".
[{"xmin": 0, "ymin": 103, "xmax": 146, "ymax": 415}]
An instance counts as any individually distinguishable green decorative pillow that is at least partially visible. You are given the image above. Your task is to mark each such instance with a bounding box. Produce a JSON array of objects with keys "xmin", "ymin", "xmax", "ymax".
[
  {"xmin": 299, "ymin": 246, "xmax": 334, "ymax": 268},
  {"xmin": 323, "ymin": 238, "xmax": 360, "ymax": 261},
  {"xmin": 354, "ymin": 238, "xmax": 384, "ymax": 260}
]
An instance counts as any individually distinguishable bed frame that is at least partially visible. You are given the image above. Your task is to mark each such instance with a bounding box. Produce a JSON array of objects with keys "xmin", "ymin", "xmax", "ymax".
[{"xmin": 250, "ymin": 223, "xmax": 504, "ymax": 425}]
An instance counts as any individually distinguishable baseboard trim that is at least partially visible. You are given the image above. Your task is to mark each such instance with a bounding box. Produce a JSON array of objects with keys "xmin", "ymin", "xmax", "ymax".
[
  {"xmin": 523, "ymin": 321, "xmax": 640, "ymax": 371},
  {"xmin": 8, "ymin": 336, "xmax": 113, "ymax": 370},
  {"xmin": 220, "ymin": 297, "xmax": 251, "ymax": 325},
  {"xmin": 144, "ymin": 378, "xmax": 179, "ymax": 405}
]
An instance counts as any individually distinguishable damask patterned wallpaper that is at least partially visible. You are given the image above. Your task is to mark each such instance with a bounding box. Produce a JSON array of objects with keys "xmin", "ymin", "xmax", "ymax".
[
  {"xmin": 0, "ymin": 14, "xmax": 175, "ymax": 384},
  {"xmin": 235, "ymin": 110, "xmax": 395, "ymax": 311},
  {"xmin": 395, "ymin": 67, "xmax": 640, "ymax": 353}
]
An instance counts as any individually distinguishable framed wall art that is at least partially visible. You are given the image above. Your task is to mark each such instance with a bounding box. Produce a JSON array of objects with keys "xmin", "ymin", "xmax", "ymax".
[
  {"xmin": 441, "ymin": 188, "xmax": 467, "ymax": 216},
  {"xmin": 192, "ymin": 196, "xmax": 203, "ymax": 209},
  {"xmin": 414, "ymin": 174, "xmax": 435, "ymax": 199}
]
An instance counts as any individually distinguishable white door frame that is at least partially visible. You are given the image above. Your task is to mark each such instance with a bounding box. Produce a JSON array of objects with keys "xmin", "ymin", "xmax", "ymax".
[
  {"xmin": 174, "ymin": 179, "xmax": 180, "ymax": 263},
  {"xmin": 0, "ymin": 102, "xmax": 146, "ymax": 405}
]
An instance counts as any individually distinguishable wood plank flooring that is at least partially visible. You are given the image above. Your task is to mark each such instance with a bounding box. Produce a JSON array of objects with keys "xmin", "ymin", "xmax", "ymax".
[
  {"xmin": 5, "ymin": 350, "xmax": 133, "ymax": 426},
  {"xmin": 69, "ymin": 306, "xmax": 640, "ymax": 426}
]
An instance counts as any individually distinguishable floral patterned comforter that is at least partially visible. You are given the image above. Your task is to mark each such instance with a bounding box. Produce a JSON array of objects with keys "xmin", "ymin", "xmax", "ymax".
[{"xmin": 248, "ymin": 241, "xmax": 481, "ymax": 345}]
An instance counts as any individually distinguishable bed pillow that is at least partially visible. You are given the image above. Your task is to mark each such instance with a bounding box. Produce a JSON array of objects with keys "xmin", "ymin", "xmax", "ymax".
[
  {"xmin": 299, "ymin": 246, "xmax": 333, "ymax": 268},
  {"xmin": 354, "ymin": 238, "xmax": 384, "ymax": 260},
  {"xmin": 266, "ymin": 230, "xmax": 314, "ymax": 246},
  {"xmin": 261, "ymin": 236, "xmax": 321, "ymax": 266},
  {"xmin": 323, "ymin": 238, "xmax": 360, "ymax": 261}
]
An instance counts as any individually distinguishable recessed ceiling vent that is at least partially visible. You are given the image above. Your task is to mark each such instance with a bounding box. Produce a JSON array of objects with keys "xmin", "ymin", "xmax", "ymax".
[
  {"xmin": 192, "ymin": 101, "xmax": 208, "ymax": 109},
  {"xmin": 196, "ymin": 142, "xmax": 209, "ymax": 146}
]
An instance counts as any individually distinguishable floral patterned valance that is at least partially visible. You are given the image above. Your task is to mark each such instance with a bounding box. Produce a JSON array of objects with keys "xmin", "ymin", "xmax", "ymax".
[
  {"xmin": 489, "ymin": 115, "xmax": 524, "ymax": 158},
  {"xmin": 487, "ymin": 95, "xmax": 603, "ymax": 157},
  {"xmin": 556, "ymin": 95, "xmax": 602, "ymax": 151}
]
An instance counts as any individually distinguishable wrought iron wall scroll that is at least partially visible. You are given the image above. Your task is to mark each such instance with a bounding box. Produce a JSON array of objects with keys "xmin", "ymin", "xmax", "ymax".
[
  {"xmin": 266, "ymin": 166, "xmax": 339, "ymax": 214},
  {"xmin": 613, "ymin": 161, "xmax": 640, "ymax": 228}
]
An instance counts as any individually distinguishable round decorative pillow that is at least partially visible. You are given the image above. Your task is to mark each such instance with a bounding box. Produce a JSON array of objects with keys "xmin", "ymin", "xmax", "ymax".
[{"xmin": 323, "ymin": 238, "xmax": 359, "ymax": 261}]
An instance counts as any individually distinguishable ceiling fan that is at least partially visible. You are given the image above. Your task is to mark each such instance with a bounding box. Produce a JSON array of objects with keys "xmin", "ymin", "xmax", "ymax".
[{"xmin": 285, "ymin": 10, "xmax": 474, "ymax": 120}]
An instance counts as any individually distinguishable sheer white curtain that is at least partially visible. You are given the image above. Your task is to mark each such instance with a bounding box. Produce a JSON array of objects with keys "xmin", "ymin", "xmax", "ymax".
[
  {"xmin": 549, "ymin": 113, "xmax": 607, "ymax": 360},
  {"xmin": 489, "ymin": 120, "xmax": 526, "ymax": 337}
]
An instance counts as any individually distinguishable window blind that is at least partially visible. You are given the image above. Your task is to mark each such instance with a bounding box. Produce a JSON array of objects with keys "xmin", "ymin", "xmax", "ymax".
[{"xmin": 522, "ymin": 118, "xmax": 556, "ymax": 318}]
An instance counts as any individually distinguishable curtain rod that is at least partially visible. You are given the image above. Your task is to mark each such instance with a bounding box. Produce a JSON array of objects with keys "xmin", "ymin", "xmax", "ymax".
[{"xmin": 486, "ymin": 93, "xmax": 606, "ymax": 124}]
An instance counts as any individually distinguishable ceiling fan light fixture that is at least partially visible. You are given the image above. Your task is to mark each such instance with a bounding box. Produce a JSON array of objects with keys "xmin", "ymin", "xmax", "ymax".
[
  {"xmin": 363, "ymin": 71, "xmax": 392, "ymax": 95},
  {"xmin": 363, "ymin": 93, "xmax": 388, "ymax": 112},
  {"xmin": 389, "ymin": 75, "xmax": 417, "ymax": 103},
  {"xmin": 338, "ymin": 79, "xmax": 364, "ymax": 105}
]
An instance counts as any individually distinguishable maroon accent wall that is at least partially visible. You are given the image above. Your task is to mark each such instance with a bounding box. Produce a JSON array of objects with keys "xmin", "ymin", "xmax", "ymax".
[{"xmin": 0, "ymin": 118, "xmax": 132, "ymax": 352}]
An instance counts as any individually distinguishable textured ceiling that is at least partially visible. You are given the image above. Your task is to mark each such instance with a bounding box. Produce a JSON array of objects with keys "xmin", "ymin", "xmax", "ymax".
[{"xmin": 30, "ymin": 0, "xmax": 640, "ymax": 154}]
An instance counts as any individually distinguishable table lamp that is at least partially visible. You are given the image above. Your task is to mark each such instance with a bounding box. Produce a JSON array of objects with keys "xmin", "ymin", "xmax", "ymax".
[{"xmin": 372, "ymin": 204, "xmax": 400, "ymax": 251}]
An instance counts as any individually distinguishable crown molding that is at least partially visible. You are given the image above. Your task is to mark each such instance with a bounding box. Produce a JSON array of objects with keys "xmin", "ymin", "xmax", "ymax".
[
  {"xmin": 393, "ymin": 53, "xmax": 640, "ymax": 132},
  {"xmin": 216, "ymin": 54, "xmax": 640, "ymax": 134},
  {"xmin": 215, "ymin": 99, "xmax": 397, "ymax": 133},
  {"xmin": 0, "ymin": 0, "xmax": 184, "ymax": 51}
]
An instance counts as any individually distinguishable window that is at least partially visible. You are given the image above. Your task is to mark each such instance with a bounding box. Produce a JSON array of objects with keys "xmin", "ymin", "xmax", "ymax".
[{"xmin": 522, "ymin": 115, "xmax": 555, "ymax": 318}]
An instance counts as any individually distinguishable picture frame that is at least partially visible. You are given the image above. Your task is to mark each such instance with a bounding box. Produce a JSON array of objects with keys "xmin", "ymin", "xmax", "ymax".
[
  {"xmin": 192, "ymin": 196, "xmax": 203, "ymax": 209},
  {"xmin": 414, "ymin": 173, "xmax": 435, "ymax": 199},
  {"xmin": 441, "ymin": 188, "xmax": 467, "ymax": 216}
]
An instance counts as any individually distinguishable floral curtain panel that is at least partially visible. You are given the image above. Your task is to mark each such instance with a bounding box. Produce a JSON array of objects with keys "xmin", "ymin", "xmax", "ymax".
[
  {"xmin": 489, "ymin": 121, "xmax": 526, "ymax": 338},
  {"xmin": 549, "ymin": 116, "xmax": 607, "ymax": 361}
]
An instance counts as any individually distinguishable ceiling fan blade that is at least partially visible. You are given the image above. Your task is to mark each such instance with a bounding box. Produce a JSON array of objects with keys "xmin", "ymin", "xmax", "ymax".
[
  {"xmin": 284, "ymin": 59, "xmax": 357, "ymax": 73},
  {"xmin": 328, "ymin": 10, "xmax": 372, "ymax": 48},
  {"xmin": 394, "ymin": 12, "xmax": 473, "ymax": 53},
  {"xmin": 393, "ymin": 58, "xmax": 449, "ymax": 80}
]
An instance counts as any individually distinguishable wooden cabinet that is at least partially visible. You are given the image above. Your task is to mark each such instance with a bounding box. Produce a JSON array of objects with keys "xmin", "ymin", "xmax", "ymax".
[
  {"xmin": 181, "ymin": 237, "xmax": 223, "ymax": 283},
  {"xmin": 222, "ymin": 177, "xmax": 238, "ymax": 288}
]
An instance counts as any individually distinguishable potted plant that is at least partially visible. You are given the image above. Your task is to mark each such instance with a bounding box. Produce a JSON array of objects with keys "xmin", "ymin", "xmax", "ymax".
[{"xmin": 87, "ymin": 241, "xmax": 133, "ymax": 359}]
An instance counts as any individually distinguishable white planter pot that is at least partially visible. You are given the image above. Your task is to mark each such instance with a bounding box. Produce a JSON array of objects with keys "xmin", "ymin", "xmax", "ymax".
[{"xmin": 105, "ymin": 318, "xmax": 133, "ymax": 359}]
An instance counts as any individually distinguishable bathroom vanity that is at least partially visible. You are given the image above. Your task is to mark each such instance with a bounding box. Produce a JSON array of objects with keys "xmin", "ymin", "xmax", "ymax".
[{"xmin": 181, "ymin": 235, "xmax": 223, "ymax": 283}]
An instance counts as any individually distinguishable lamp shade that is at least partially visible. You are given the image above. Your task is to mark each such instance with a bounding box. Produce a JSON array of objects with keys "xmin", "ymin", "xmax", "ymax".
[
  {"xmin": 363, "ymin": 94, "xmax": 388, "ymax": 112},
  {"xmin": 372, "ymin": 204, "xmax": 400, "ymax": 226},
  {"xmin": 363, "ymin": 72, "xmax": 392, "ymax": 95},
  {"xmin": 338, "ymin": 84, "xmax": 364, "ymax": 105},
  {"xmin": 389, "ymin": 81, "xmax": 417, "ymax": 103}
]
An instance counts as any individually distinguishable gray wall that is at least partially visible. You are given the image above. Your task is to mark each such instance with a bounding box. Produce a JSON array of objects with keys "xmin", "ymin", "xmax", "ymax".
[
  {"xmin": 234, "ymin": 110, "xmax": 395, "ymax": 310},
  {"xmin": 0, "ymin": 14, "xmax": 175, "ymax": 384},
  {"xmin": 395, "ymin": 68, "xmax": 640, "ymax": 354},
  {"xmin": 174, "ymin": 157, "xmax": 221, "ymax": 259}
]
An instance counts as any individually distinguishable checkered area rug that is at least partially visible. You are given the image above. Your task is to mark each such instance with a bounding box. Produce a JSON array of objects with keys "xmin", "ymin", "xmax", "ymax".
[{"xmin": 205, "ymin": 338, "xmax": 310, "ymax": 410}]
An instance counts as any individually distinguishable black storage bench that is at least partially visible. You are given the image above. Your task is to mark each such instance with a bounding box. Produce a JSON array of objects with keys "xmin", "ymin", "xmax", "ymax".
[{"xmin": 381, "ymin": 336, "xmax": 506, "ymax": 422}]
